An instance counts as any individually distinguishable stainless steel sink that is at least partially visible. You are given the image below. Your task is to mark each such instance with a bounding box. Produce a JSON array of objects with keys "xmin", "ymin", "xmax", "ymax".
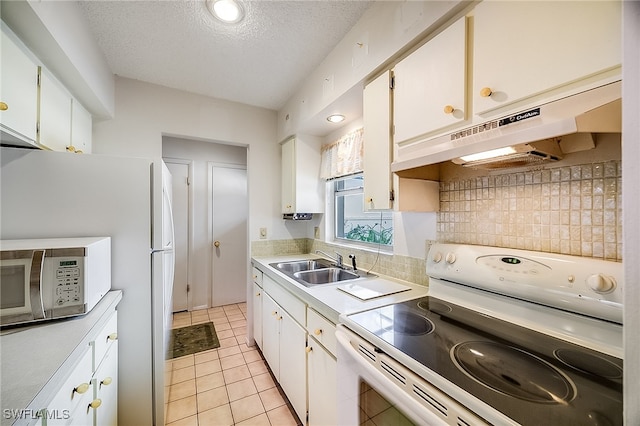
[
  {"xmin": 270, "ymin": 258, "xmax": 374, "ymax": 287},
  {"xmin": 272, "ymin": 259, "xmax": 333, "ymax": 273},
  {"xmin": 293, "ymin": 268, "xmax": 360, "ymax": 286}
]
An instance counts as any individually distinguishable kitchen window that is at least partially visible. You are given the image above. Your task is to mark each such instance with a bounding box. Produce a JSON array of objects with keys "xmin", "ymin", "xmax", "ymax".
[{"xmin": 333, "ymin": 173, "xmax": 393, "ymax": 247}]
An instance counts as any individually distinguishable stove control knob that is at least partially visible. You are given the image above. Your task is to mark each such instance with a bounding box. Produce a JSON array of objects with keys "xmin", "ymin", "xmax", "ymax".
[
  {"xmin": 587, "ymin": 274, "xmax": 616, "ymax": 293},
  {"xmin": 432, "ymin": 252, "xmax": 443, "ymax": 263},
  {"xmin": 445, "ymin": 253, "xmax": 457, "ymax": 264}
]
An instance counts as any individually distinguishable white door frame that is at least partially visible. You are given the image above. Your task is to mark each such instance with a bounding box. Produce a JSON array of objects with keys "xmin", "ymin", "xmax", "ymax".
[
  {"xmin": 164, "ymin": 157, "xmax": 194, "ymax": 311},
  {"xmin": 207, "ymin": 161, "xmax": 248, "ymax": 307}
]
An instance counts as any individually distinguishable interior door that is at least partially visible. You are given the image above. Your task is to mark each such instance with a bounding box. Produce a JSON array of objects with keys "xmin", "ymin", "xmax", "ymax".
[
  {"xmin": 210, "ymin": 163, "xmax": 248, "ymax": 306},
  {"xmin": 166, "ymin": 161, "xmax": 189, "ymax": 312}
]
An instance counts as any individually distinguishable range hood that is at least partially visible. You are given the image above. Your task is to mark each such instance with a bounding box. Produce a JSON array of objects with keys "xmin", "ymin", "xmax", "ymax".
[{"xmin": 391, "ymin": 81, "xmax": 621, "ymax": 172}]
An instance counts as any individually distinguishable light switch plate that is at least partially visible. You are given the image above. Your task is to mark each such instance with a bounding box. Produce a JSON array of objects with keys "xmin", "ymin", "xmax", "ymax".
[{"xmin": 314, "ymin": 226, "xmax": 320, "ymax": 239}]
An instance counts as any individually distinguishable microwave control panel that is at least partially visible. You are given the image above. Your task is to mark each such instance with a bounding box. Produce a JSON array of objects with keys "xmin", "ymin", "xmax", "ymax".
[{"xmin": 54, "ymin": 258, "xmax": 83, "ymax": 306}]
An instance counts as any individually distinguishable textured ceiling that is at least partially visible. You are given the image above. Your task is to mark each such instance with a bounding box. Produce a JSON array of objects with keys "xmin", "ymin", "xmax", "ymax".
[{"xmin": 77, "ymin": 0, "xmax": 373, "ymax": 111}]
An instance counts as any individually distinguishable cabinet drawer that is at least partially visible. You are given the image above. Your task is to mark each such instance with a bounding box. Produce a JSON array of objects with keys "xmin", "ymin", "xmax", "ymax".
[
  {"xmin": 46, "ymin": 348, "xmax": 93, "ymax": 421},
  {"xmin": 307, "ymin": 308, "xmax": 337, "ymax": 356},
  {"xmin": 252, "ymin": 267, "xmax": 263, "ymax": 287},
  {"xmin": 264, "ymin": 276, "xmax": 305, "ymax": 325},
  {"xmin": 91, "ymin": 311, "xmax": 118, "ymax": 372}
]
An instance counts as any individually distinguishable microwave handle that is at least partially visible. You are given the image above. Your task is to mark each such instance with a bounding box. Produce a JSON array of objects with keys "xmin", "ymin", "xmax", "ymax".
[{"xmin": 29, "ymin": 250, "xmax": 46, "ymax": 320}]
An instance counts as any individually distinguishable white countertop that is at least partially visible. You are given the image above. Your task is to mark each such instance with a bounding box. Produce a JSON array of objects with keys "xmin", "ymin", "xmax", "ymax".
[
  {"xmin": 0, "ymin": 291, "xmax": 122, "ymax": 426},
  {"xmin": 252, "ymin": 254, "xmax": 428, "ymax": 324}
]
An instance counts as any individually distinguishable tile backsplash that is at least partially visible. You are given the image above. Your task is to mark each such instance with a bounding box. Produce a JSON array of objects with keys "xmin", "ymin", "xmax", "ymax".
[
  {"xmin": 251, "ymin": 239, "xmax": 428, "ymax": 286},
  {"xmin": 438, "ymin": 160, "xmax": 622, "ymax": 261}
]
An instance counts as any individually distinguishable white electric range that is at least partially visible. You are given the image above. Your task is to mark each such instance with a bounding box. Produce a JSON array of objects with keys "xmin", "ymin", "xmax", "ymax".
[{"xmin": 337, "ymin": 243, "xmax": 623, "ymax": 425}]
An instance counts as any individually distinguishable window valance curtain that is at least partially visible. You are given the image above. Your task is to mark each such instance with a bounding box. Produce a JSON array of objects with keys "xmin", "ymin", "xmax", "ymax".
[{"xmin": 320, "ymin": 127, "xmax": 364, "ymax": 180}]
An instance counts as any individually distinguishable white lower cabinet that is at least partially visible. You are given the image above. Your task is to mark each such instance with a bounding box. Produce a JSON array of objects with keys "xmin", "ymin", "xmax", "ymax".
[
  {"xmin": 43, "ymin": 309, "xmax": 118, "ymax": 426},
  {"xmin": 261, "ymin": 292, "xmax": 307, "ymax": 422},
  {"xmin": 307, "ymin": 336, "xmax": 337, "ymax": 426}
]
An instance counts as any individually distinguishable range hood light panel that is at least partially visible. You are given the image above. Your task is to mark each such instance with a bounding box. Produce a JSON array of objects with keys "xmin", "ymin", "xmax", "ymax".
[{"xmin": 459, "ymin": 147, "xmax": 517, "ymax": 163}]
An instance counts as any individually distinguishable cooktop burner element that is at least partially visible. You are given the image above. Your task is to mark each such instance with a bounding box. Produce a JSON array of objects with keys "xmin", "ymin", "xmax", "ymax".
[
  {"xmin": 452, "ymin": 341, "xmax": 575, "ymax": 404},
  {"xmin": 392, "ymin": 310, "xmax": 434, "ymax": 335},
  {"xmin": 554, "ymin": 349, "xmax": 623, "ymax": 379}
]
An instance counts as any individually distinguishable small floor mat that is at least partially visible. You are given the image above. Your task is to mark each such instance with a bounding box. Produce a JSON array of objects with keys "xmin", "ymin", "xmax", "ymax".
[{"xmin": 169, "ymin": 322, "xmax": 220, "ymax": 359}]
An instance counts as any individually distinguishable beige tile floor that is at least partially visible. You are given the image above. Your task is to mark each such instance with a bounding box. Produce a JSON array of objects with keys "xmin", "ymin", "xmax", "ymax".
[{"xmin": 165, "ymin": 303, "xmax": 302, "ymax": 426}]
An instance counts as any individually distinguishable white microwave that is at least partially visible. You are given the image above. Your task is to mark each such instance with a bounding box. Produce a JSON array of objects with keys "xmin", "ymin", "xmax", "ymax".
[{"xmin": 0, "ymin": 237, "xmax": 111, "ymax": 326}]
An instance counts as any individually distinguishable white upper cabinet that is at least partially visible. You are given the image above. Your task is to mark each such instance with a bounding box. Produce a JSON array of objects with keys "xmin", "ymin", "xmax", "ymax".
[
  {"xmin": 363, "ymin": 70, "xmax": 393, "ymax": 210},
  {"xmin": 281, "ymin": 136, "xmax": 323, "ymax": 214},
  {"xmin": 1, "ymin": 24, "xmax": 39, "ymax": 146},
  {"xmin": 1, "ymin": 24, "xmax": 92, "ymax": 153},
  {"xmin": 393, "ymin": 16, "xmax": 467, "ymax": 145},
  {"xmin": 71, "ymin": 99, "xmax": 92, "ymax": 154},
  {"xmin": 472, "ymin": 0, "xmax": 622, "ymax": 116},
  {"xmin": 39, "ymin": 68, "xmax": 72, "ymax": 152}
]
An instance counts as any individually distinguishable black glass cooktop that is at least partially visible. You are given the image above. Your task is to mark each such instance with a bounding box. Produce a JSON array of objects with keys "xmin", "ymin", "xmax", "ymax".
[{"xmin": 347, "ymin": 296, "xmax": 623, "ymax": 425}]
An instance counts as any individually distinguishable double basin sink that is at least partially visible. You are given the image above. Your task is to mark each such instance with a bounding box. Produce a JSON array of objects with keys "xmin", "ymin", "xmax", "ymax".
[{"xmin": 270, "ymin": 258, "xmax": 373, "ymax": 287}]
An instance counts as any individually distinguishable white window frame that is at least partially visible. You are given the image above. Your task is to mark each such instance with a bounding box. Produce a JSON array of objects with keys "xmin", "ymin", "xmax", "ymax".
[{"xmin": 327, "ymin": 173, "xmax": 393, "ymax": 251}]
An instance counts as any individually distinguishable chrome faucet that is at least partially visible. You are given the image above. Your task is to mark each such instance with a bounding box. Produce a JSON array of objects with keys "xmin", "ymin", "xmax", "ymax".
[{"xmin": 315, "ymin": 250, "xmax": 343, "ymax": 268}]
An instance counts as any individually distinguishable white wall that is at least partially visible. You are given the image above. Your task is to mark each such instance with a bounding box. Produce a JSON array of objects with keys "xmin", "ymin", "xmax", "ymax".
[{"xmin": 91, "ymin": 77, "xmax": 306, "ymax": 244}]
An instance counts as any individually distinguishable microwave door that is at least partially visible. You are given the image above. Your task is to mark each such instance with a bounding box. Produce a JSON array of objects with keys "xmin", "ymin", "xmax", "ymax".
[{"xmin": 0, "ymin": 249, "xmax": 45, "ymax": 325}]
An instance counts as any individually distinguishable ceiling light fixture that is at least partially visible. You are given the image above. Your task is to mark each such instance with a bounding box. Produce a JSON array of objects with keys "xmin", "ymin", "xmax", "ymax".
[
  {"xmin": 207, "ymin": 0, "xmax": 245, "ymax": 24},
  {"xmin": 327, "ymin": 114, "xmax": 345, "ymax": 123}
]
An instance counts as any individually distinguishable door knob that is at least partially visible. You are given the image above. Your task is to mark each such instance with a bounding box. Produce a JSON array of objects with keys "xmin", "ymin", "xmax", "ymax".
[{"xmin": 214, "ymin": 241, "xmax": 220, "ymax": 248}]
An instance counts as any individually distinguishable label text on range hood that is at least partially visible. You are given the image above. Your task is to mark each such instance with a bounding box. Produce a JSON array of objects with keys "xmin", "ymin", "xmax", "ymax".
[{"xmin": 498, "ymin": 108, "xmax": 541, "ymax": 127}]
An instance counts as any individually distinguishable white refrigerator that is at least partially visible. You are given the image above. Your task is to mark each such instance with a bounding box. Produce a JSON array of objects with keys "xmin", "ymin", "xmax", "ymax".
[{"xmin": 0, "ymin": 147, "xmax": 174, "ymax": 426}]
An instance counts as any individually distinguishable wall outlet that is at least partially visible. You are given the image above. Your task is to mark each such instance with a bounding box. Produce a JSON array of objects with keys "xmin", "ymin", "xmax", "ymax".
[
  {"xmin": 259, "ymin": 228, "xmax": 267, "ymax": 239},
  {"xmin": 314, "ymin": 226, "xmax": 320, "ymax": 239}
]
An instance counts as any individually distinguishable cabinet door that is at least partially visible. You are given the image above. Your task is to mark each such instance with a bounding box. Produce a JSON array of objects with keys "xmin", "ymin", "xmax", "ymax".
[
  {"xmin": 45, "ymin": 349, "xmax": 94, "ymax": 426},
  {"xmin": 94, "ymin": 342, "xmax": 118, "ymax": 426},
  {"xmin": 71, "ymin": 99, "xmax": 92, "ymax": 154},
  {"xmin": 38, "ymin": 69, "xmax": 72, "ymax": 151},
  {"xmin": 281, "ymin": 138, "xmax": 296, "ymax": 213},
  {"xmin": 363, "ymin": 71, "xmax": 393, "ymax": 210},
  {"xmin": 261, "ymin": 294, "xmax": 280, "ymax": 379},
  {"xmin": 393, "ymin": 16, "xmax": 467, "ymax": 143},
  {"xmin": 473, "ymin": 1, "xmax": 621, "ymax": 115},
  {"xmin": 252, "ymin": 282, "xmax": 263, "ymax": 349},
  {"xmin": 278, "ymin": 309, "xmax": 307, "ymax": 423},
  {"xmin": 307, "ymin": 337, "xmax": 337, "ymax": 426},
  {"xmin": 0, "ymin": 25, "xmax": 38, "ymax": 144}
]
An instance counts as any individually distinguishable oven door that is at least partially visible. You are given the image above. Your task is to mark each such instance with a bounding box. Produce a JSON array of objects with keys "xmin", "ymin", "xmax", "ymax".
[
  {"xmin": 0, "ymin": 249, "xmax": 45, "ymax": 325},
  {"xmin": 336, "ymin": 324, "xmax": 489, "ymax": 426}
]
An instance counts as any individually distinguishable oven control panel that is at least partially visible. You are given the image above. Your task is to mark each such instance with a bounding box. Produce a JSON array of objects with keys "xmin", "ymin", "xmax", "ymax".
[{"xmin": 426, "ymin": 243, "xmax": 622, "ymax": 324}]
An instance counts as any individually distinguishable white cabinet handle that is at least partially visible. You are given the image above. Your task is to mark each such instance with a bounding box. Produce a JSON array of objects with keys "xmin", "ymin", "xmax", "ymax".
[
  {"xmin": 107, "ymin": 333, "xmax": 118, "ymax": 341},
  {"xmin": 89, "ymin": 399, "xmax": 102, "ymax": 409},
  {"xmin": 314, "ymin": 329, "xmax": 322, "ymax": 336},
  {"xmin": 73, "ymin": 383, "xmax": 90, "ymax": 395},
  {"xmin": 100, "ymin": 377, "xmax": 113, "ymax": 387},
  {"xmin": 480, "ymin": 87, "xmax": 493, "ymax": 97}
]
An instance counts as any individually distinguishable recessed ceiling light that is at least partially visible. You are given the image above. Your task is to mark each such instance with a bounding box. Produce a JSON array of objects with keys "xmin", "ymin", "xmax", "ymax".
[
  {"xmin": 207, "ymin": 0, "xmax": 245, "ymax": 24},
  {"xmin": 327, "ymin": 114, "xmax": 345, "ymax": 123}
]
